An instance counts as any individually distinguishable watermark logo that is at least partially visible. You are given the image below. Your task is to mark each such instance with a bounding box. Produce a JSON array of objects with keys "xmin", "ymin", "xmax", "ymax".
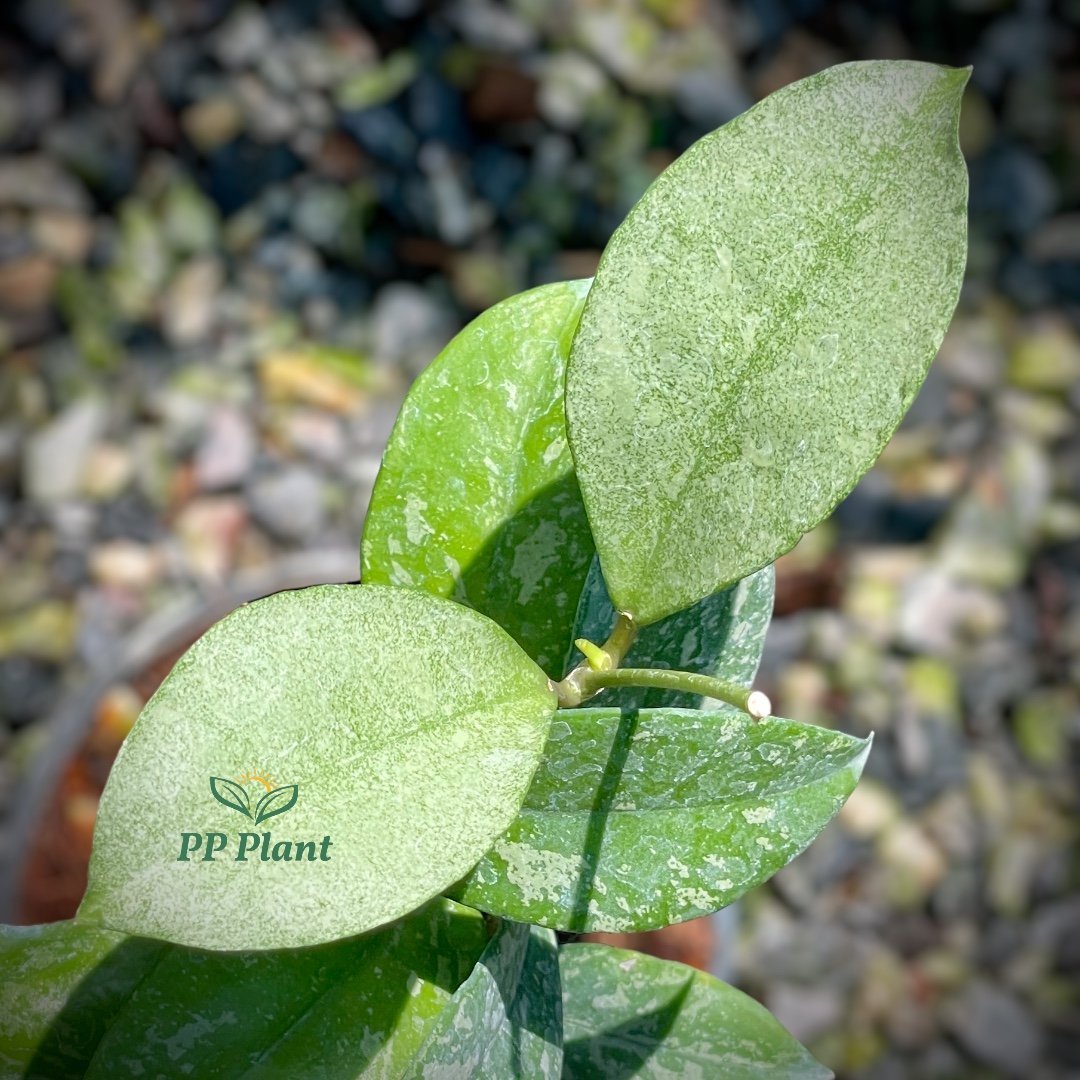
[
  {"xmin": 177, "ymin": 766, "xmax": 332, "ymax": 864},
  {"xmin": 210, "ymin": 769, "xmax": 298, "ymax": 825}
]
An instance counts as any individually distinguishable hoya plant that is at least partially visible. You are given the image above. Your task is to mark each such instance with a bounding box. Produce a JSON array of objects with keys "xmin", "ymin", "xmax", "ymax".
[{"xmin": 1, "ymin": 60, "xmax": 968, "ymax": 1077}]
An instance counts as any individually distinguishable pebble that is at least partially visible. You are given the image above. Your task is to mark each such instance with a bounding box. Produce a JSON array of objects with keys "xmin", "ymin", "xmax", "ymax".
[
  {"xmin": 944, "ymin": 980, "xmax": 1043, "ymax": 1076},
  {"xmin": 193, "ymin": 407, "xmax": 256, "ymax": 491},
  {"xmin": 161, "ymin": 256, "xmax": 223, "ymax": 345},
  {"xmin": 174, "ymin": 496, "xmax": 247, "ymax": 582},
  {"xmin": 249, "ymin": 466, "xmax": 325, "ymax": 543},
  {"xmin": 23, "ymin": 398, "xmax": 108, "ymax": 503},
  {"xmin": 30, "ymin": 210, "xmax": 94, "ymax": 263},
  {"xmin": 370, "ymin": 283, "xmax": 456, "ymax": 373},
  {"xmin": 88, "ymin": 539, "xmax": 166, "ymax": 590},
  {"xmin": 0, "ymin": 657, "xmax": 60, "ymax": 729}
]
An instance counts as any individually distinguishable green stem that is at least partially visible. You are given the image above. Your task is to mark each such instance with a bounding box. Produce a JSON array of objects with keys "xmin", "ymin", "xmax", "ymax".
[
  {"xmin": 554, "ymin": 612, "xmax": 638, "ymax": 707},
  {"xmin": 580, "ymin": 668, "xmax": 771, "ymax": 719},
  {"xmin": 551, "ymin": 611, "xmax": 771, "ymax": 719}
]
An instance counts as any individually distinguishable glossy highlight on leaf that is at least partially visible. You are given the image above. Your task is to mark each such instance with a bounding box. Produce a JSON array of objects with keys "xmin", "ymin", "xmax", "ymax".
[
  {"xmin": 254, "ymin": 784, "xmax": 298, "ymax": 825},
  {"xmin": 209, "ymin": 776, "xmax": 251, "ymax": 818},
  {"xmin": 362, "ymin": 280, "xmax": 595, "ymax": 675},
  {"xmin": 566, "ymin": 61, "xmax": 970, "ymax": 624},
  {"xmin": 561, "ymin": 944, "xmax": 830, "ymax": 1078},
  {"xmin": 80, "ymin": 584, "xmax": 556, "ymax": 949},
  {"xmin": 0, "ymin": 901, "xmax": 487, "ymax": 1079},
  {"xmin": 403, "ymin": 921, "xmax": 563, "ymax": 1079},
  {"xmin": 565, "ymin": 561, "xmax": 774, "ymax": 710},
  {"xmin": 452, "ymin": 708, "xmax": 870, "ymax": 932}
]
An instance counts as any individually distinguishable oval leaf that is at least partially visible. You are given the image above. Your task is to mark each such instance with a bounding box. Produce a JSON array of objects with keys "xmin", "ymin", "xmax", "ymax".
[
  {"xmin": 80, "ymin": 584, "xmax": 555, "ymax": 949},
  {"xmin": 1, "ymin": 900, "xmax": 486, "ymax": 1078},
  {"xmin": 404, "ymin": 921, "xmax": 562, "ymax": 1080},
  {"xmin": 566, "ymin": 61, "xmax": 969, "ymax": 624},
  {"xmin": 254, "ymin": 784, "xmax": 299, "ymax": 825},
  {"xmin": 561, "ymin": 944, "xmax": 830, "ymax": 1079},
  {"xmin": 209, "ymin": 776, "xmax": 252, "ymax": 818},
  {"xmin": 565, "ymin": 561, "xmax": 774, "ymax": 710},
  {"xmin": 451, "ymin": 708, "xmax": 870, "ymax": 932},
  {"xmin": 362, "ymin": 280, "xmax": 595, "ymax": 675}
]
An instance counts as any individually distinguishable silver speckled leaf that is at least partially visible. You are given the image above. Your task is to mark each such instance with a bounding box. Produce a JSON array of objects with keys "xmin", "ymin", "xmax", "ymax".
[
  {"xmin": 566, "ymin": 61, "xmax": 969, "ymax": 624},
  {"xmin": 362, "ymin": 280, "xmax": 594, "ymax": 676},
  {"xmin": 564, "ymin": 560, "xmax": 774, "ymax": 709},
  {"xmin": 0, "ymin": 902, "xmax": 487, "ymax": 1079},
  {"xmin": 451, "ymin": 708, "xmax": 870, "ymax": 932},
  {"xmin": 80, "ymin": 584, "xmax": 555, "ymax": 949},
  {"xmin": 561, "ymin": 944, "xmax": 831, "ymax": 1078},
  {"xmin": 403, "ymin": 920, "xmax": 563, "ymax": 1080}
]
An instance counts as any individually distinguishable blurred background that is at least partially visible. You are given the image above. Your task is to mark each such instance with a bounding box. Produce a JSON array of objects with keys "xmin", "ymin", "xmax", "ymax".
[{"xmin": 0, "ymin": 0, "xmax": 1078, "ymax": 1077}]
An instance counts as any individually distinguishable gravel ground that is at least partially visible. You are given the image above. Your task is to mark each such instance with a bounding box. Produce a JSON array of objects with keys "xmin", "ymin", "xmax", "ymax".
[{"xmin": 1, "ymin": 2, "xmax": 1078, "ymax": 1077}]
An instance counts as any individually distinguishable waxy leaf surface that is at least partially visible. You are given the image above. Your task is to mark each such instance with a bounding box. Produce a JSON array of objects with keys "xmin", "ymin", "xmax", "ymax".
[
  {"xmin": 362, "ymin": 280, "xmax": 594, "ymax": 676},
  {"xmin": 561, "ymin": 944, "xmax": 830, "ymax": 1078},
  {"xmin": 404, "ymin": 921, "xmax": 562, "ymax": 1079},
  {"xmin": 565, "ymin": 561, "xmax": 774, "ymax": 709},
  {"xmin": 0, "ymin": 901, "xmax": 486, "ymax": 1079},
  {"xmin": 566, "ymin": 61, "xmax": 969, "ymax": 624},
  {"xmin": 81, "ymin": 584, "xmax": 555, "ymax": 949},
  {"xmin": 452, "ymin": 708, "xmax": 869, "ymax": 932}
]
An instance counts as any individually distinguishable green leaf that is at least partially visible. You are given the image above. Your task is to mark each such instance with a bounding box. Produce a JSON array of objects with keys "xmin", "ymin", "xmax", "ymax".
[
  {"xmin": 80, "ymin": 583, "xmax": 556, "ymax": 950},
  {"xmin": 566, "ymin": 61, "xmax": 969, "ymax": 625},
  {"xmin": 362, "ymin": 280, "xmax": 595, "ymax": 675},
  {"xmin": 0, "ymin": 900, "xmax": 487, "ymax": 1079},
  {"xmin": 565, "ymin": 561, "xmax": 774, "ymax": 710},
  {"xmin": 404, "ymin": 921, "xmax": 563, "ymax": 1079},
  {"xmin": 209, "ymin": 775, "xmax": 252, "ymax": 818},
  {"xmin": 451, "ymin": 708, "xmax": 870, "ymax": 932},
  {"xmin": 560, "ymin": 944, "xmax": 830, "ymax": 1078},
  {"xmin": 254, "ymin": 784, "xmax": 299, "ymax": 825}
]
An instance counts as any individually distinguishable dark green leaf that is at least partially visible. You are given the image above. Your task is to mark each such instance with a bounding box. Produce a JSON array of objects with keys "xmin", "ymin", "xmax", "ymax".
[
  {"xmin": 80, "ymin": 584, "xmax": 555, "ymax": 949},
  {"xmin": 403, "ymin": 921, "xmax": 562, "ymax": 1079},
  {"xmin": 566, "ymin": 61, "xmax": 969, "ymax": 624},
  {"xmin": 0, "ymin": 900, "xmax": 486, "ymax": 1079},
  {"xmin": 565, "ymin": 561, "xmax": 774, "ymax": 710},
  {"xmin": 209, "ymin": 776, "xmax": 251, "ymax": 818},
  {"xmin": 452, "ymin": 708, "xmax": 870, "ymax": 932},
  {"xmin": 254, "ymin": 784, "xmax": 299, "ymax": 825},
  {"xmin": 362, "ymin": 280, "xmax": 595, "ymax": 676},
  {"xmin": 561, "ymin": 944, "xmax": 830, "ymax": 1078}
]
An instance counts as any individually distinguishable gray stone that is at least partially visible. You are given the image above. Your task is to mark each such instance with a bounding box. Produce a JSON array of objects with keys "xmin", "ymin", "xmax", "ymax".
[
  {"xmin": 944, "ymin": 980, "xmax": 1042, "ymax": 1076},
  {"xmin": 249, "ymin": 466, "xmax": 326, "ymax": 543},
  {"xmin": 23, "ymin": 398, "xmax": 108, "ymax": 503},
  {"xmin": 766, "ymin": 982, "xmax": 845, "ymax": 1044},
  {"xmin": 194, "ymin": 406, "xmax": 256, "ymax": 490},
  {"xmin": 370, "ymin": 283, "xmax": 456, "ymax": 374}
]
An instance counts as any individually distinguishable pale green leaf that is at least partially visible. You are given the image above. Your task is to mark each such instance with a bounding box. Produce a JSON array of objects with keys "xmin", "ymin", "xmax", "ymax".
[
  {"xmin": 451, "ymin": 708, "xmax": 870, "ymax": 932},
  {"xmin": 362, "ymin": 280, "xmax": 595, "ymax": 675},
  {"xmin": 79, "ymin": 584, "xmax": 555, "ymax": 949},
  {"xmin": 565, "ymin": 561, "xmax": 774, "ymax": 710},
  {"xmin": 0, "ymin": 900, "xmax": 486, "ymax": 1079},
  {"xmin": 566, "ymin": 61, "xmax": 969, "ymax": 624},
  {"xmin": 403, "ymin": 921, "xmax": 562, "ymax": 1079},
  {"xmin": 561, "ymin": 944, "xmax": 830, "ymax": 1078}
]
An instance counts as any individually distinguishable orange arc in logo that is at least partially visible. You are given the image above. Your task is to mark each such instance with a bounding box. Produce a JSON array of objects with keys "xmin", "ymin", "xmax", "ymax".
[{"xmin": 236, "ymin": 768, "xmax": 274, "ymax": 791}]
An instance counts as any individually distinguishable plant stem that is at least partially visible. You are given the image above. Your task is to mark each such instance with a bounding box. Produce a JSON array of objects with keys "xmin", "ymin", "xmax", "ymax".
[
  {"xmin": 550, "ymin": 613, "xmax": 771, "ymax": 719},
  {"xmin": 579, "ymin": 668, "xmax": 771, "ymax": 719},
  {"xmin": 554, "ymin": 612, "xmax": 638, "ymax": 707}
]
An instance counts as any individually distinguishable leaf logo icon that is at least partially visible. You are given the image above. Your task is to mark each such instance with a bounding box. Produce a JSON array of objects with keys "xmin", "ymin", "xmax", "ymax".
[
  {"xmin": 254, "ymin": 785, "xmax": 299, "ymax": 825},
  {"xmin": 210, "ymin": 777, "xmax": 252, "ymax": 818}
]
